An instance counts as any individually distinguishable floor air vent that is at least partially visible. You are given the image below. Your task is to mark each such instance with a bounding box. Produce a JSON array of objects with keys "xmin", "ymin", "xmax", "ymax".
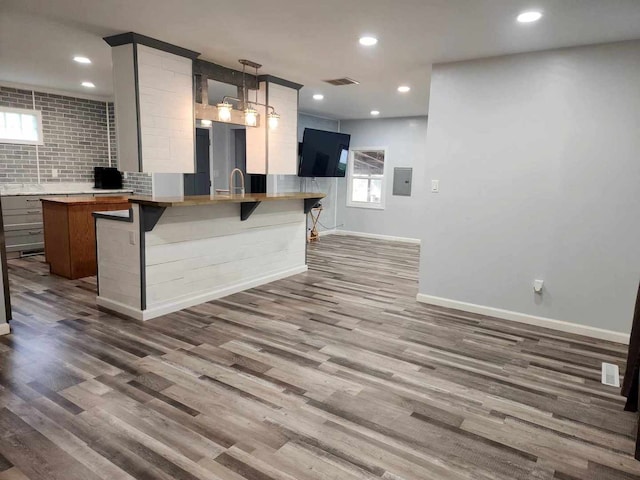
[
  {"xmin": 324, "ymin": 77, "xmax": 360, "ymax": 86},
  {"xmin": 601, "ymin": 362, "xmax": 620, "ymax": 387}
]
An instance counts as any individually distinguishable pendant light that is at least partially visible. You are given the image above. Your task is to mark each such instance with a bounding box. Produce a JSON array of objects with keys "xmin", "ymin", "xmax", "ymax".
[
  {"xmin": 217, "ymin": 102, "xmax": 232, "ymax": 122},
  {"xmin": 209, "ymin": 59, "xmax": 282, "ymax": 129},
  {"xmin": 244, "ymin": 107, "xmax": 258, "ymax": 127},
  {"xmin": 268, "ymin": 110, "xmax": 280, "ymax": 130}
]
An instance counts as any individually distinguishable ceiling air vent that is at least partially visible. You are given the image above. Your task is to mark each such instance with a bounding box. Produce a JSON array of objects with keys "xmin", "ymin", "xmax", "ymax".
[{"xmin": 324, "ymin": 77, "xmax": 360, "ymax": 86}]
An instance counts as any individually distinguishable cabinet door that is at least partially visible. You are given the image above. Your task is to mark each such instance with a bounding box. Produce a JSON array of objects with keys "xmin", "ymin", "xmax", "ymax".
[
  {"xmin": 245, "ymin": 81, "xmax": 299, "ymax": 175},
  {"xmin": 266, "ymin": 83, "xmax": 298, "ymax": 175},
  {"xmin": 137, "ymin": 45, "xmax": 195, "ymax": 174}
]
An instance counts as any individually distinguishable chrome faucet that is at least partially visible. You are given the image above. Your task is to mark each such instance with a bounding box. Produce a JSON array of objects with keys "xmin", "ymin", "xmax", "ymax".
[{"xmin": 229, "ymin": 168, "xmax": 245, "ymax": 195}]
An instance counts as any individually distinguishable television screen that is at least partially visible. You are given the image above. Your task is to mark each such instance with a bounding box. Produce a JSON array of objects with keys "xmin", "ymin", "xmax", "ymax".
[{"xmin": 298, "ymin": 128, "xmax": 351, "ymax": 177}]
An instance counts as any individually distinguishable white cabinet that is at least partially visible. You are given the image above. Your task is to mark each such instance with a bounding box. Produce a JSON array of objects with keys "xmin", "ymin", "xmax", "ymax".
[
  {"xmin": 246, "ymin": 78, "xmax": 300, "ymax": 175},
  {"xmin": 107, "ymin": 34, "xmax": 199, "ymax": 174}
]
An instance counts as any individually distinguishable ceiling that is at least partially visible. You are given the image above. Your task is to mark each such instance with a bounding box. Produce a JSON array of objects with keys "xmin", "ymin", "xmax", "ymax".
[{"xmin": 1, "ymin": 0, "xmax": 640, "ymax": 120}]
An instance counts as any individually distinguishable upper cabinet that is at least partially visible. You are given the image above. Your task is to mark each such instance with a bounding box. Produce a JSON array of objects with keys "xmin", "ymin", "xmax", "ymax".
[
  {"xmin": 246, "ymin": 77, "xmax": 301, "ymax": 175},
  {"xmin": 105, "ymin": 33, "xmax": 200, "ymax": 174}
]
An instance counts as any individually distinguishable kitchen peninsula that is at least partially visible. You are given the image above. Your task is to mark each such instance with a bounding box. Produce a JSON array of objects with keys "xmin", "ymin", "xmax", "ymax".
[{"xmin": 94, "ymin": 192, "xmax": 324, "ymax": 320}]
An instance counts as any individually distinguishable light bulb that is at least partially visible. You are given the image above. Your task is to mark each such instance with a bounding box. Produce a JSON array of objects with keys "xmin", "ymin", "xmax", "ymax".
[
  {"xmin": 517, "ymin": 11, "xmax": 542, "ymax": 23},
  {"xmin": 217, "ymin": 102, "xmax": 232, "ymax": 122},
  {"xmin": 268, "ymin": 112, "xmax": 280, "ymax": 129},
  {"xmin": 245, "ymin": 108, "xmax": 257, "ymax": 127}
]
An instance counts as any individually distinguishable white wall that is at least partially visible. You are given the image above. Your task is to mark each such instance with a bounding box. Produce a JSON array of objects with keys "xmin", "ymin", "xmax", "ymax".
[
  {"xmin": 152, "ymin": 173, "xmax": 183, "ymax": 197},
  {"xmin": 338, "ymin": 117, "xmax": 428, "ymax": 240},
  {"xmin": 419, "ymin": 40, "xmax": 640, "ymax": 336}
]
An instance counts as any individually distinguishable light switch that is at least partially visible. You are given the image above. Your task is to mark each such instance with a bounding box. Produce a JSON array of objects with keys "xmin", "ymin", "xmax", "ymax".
[
  {"xmin": 51, "ymin": 168, "xmax": 58, "ymax": 178},
  {"xmin": 129, "ymin": 231, "xmax": 136, "ymax": 245},
  {"xmin": 431, "ymin": 180, "xmax": 440, "ymax": 193}
]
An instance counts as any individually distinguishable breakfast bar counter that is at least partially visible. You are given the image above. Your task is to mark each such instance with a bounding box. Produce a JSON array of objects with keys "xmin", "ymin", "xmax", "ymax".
[{"xmin": 94, "ymin": 192, "xmax": 324, "ymax": 321}]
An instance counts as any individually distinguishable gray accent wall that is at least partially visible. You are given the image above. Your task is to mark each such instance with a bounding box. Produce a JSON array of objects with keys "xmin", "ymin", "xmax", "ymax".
[
  {"xmin": 338, "ymin": 116, "xmax": 428, "ymax": 239},
  {"xmin": 123, "ymin": 172, "xmax": 152, "ymax": 196},
  {"xmin": 0, "ymin": 86, "xmax": 110, "ymax": 183},
  {"xmin": 0, "ymin": 86, "xmax": 151, "ymax": 195},
  {"xmin": 419, "ymin": 40, "xmax": 640, "ymax": 335}
]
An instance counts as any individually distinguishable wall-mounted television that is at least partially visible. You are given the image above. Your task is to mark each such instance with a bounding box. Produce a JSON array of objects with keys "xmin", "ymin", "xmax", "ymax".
[{"xmin": 298, "ymin": 128, "xmax": 351, "ymax": 177}]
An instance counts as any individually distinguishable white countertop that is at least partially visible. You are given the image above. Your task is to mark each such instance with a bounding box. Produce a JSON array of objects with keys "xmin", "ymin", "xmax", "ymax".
[{"xmin": 0, "ymin": 182, "xmax": 133, "ymax": 196}]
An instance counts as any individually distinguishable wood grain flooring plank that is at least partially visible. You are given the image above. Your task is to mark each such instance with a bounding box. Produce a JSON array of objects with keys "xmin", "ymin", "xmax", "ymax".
[{"xmin": 0, "ymin": 236, "xmax": 637, "ymax": 479}]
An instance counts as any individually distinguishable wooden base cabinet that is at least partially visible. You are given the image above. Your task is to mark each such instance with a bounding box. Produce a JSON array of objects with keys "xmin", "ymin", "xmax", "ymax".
[{"xmin": 42, "ymin": 197, "xmax": 130, "ymax": 279}]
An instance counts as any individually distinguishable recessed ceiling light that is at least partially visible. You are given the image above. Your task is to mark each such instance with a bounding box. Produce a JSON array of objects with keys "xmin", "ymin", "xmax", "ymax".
[
  {"xmin": 397, "ymin": 85, "xmax": 411, "ymax": 93},
  {"xmin": 73, "ymin": 56, "xmax": 91, "ymax": 64},
  {"xmin": 359, "ymin": 36, "xmax": 378, "ymax": 47},
  {"xmin": 81, "ymin": 81, "xmax": 95, "ymax": 88},
  {"xmin": 517, "ymin": 11, "xmax": 543, "ymax": 23},
  {"xmin": 313, "ymin": 94, "xmax": 324, "ymax": 100},
  {"xmin": 370, "ymin": 110, "xmax": 380, "ymax": 116}
]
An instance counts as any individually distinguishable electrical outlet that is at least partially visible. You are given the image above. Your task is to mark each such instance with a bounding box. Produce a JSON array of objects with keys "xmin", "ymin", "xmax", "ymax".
[
  {"xmin": 533, "ymin": 279, "xmax": 544, "ymax": 293},
  {"xmin": 431, "ymin": 180, "xmax": 439, "ymax": 193},
  {"xmin": 51, "ymin": 168, "xmax": 58, "ymax": 178},
  {"xmin": 123, "ymin": 172, "xmax": 128, "ymax": 179},
  {"xmin": 128, "ymin": 231, "xmax": 136, "ymax": 245}
]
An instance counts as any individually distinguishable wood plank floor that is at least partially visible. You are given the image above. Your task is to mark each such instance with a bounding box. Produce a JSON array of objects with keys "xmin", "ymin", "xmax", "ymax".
[{"xmin": 0, "ymin": 234, "xmax": 637, "ymax": 480}]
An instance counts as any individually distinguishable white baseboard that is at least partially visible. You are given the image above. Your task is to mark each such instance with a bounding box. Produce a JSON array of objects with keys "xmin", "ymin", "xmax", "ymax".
[
  {"xmin": 97, "ymin": 297, "xmax": 145, "ymax": 321},
  {"xmin": 334, "ymin": 230, "xmax": 421, "ymax": 245},
  {"xmin": 416, "ymin": 293, "xmax": 629, "ymax": 344},
  {"xmin": 99, "ymin": 265, "xmax": 308, "ymax": 321},
  {"xmin": 318, "ymin": 229, "xmax": 337, "ymax": 236},
  {"xmin": 0, "ymin": 323, "xmax": 11, "ymax": 336}
]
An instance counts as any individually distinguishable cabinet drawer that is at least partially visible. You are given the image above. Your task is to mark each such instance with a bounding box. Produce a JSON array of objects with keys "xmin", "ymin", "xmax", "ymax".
[
  {"xmin": 4, "ymin": 222, "xmax": 42, "ymax": 232},
  {"xmin": 1, "ymin": 195, "xmax": 45, "ymax": 210},
  {"xmin": 3, "ymin": 211, "xmax": 43, "ymax": 227},
  {"xmin": 6, "ymin": 231, "xmax": 44, "ymax": 247},
  {"xmin": 6, "ymin": 241, "xmax": 44, "ymax": 253},
  {"xmin": 6, "ymin": 227, "xmax": 44, "ymax": 238}
]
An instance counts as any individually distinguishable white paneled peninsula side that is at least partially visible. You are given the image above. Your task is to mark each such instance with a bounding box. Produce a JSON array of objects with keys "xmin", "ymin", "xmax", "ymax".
[{"xmin": 94, "ymin": 193, "xmax": 324, "ymax": 320}]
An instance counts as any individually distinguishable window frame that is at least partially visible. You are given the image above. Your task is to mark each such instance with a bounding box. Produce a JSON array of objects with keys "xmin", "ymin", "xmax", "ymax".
[
  {"xmin": 0, "ymin": 106, "xmax": 44, "ymax": 146},
  {"xmin": 346, "ymin": 146, "xmax": 388, "ymax": 210}
]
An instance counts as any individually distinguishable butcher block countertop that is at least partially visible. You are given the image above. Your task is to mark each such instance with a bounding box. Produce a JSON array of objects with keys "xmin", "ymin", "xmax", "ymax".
[
  {"xmin": 41, "ymin": 196, "xmax": 130, "ymax": 205},
  {"xmin": 128, "ymin": 192, "xmax": 326, "ymax": 208}
]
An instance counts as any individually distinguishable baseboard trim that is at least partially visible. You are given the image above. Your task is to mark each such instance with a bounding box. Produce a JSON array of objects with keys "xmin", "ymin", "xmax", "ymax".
[
  {"xmin": 416, "ymin": 293, "xmax": 629, "ymax": 344},
  {"xmin": 0, "ymin": 323, "xmax": 11, "ymax": 336},
  {"xmin": 334, "ymin": 230, "xmax": 421, "ymax": 245},
  {"xmin": 99, "ymin": 265, "xmax": 308, "ymax": 321},
  {"xmin": 96, "ymin": 298, "xmax": 145, "ymax": 321}
]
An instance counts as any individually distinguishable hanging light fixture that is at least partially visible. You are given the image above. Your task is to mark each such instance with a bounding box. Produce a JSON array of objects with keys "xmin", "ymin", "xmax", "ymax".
[
  {"xmin": 209, "ymin": 59, "xmax": 282, "ymax": 128},
  {"xmin": 268, "ymin": 110, "xmax": 280, "ymax": 129},
  {"xmin": 244, "ymin": 107, "xmax": 258, "ymax": 127},
  {"xmin": 217, "ymin": 102, "xmax": 232, "ymax": 122}
]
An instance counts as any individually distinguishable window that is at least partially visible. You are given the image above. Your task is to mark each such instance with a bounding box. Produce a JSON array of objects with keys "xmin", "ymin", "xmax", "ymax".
[
  {"xmin": 0, "ymin": 107, "xmax": 43, "ymax": 145},
  {"xmin": 347, "ymin": 148, "xmax": 387, "ymax": 209}
]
